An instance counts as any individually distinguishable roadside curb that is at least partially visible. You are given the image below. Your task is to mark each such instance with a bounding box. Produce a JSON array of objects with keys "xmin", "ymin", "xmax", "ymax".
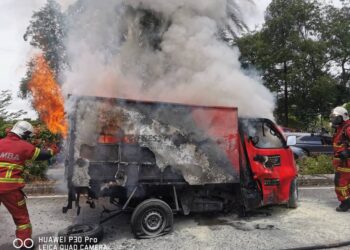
[
  {"xmin": 23, "ymin": 174, "xmax": 336, "ymax": 195},
  {"xmin": 298, "ymin": 174, "xmax": 334, "ymax": 187},
  {"xmin": 24, "ymin": 180, "xmax": 65, "ymax": 195}
]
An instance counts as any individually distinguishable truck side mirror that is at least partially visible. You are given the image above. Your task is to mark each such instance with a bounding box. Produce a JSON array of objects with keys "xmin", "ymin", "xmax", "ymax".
[{"xmin": 286, "ymin": 135, "xmax": 296, "ymax": 146}]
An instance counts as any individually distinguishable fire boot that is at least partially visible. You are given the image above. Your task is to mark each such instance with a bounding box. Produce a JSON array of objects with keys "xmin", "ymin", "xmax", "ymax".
[{"xmin": 336, "ymin": 199, "xmax": 350, "ymax": 212}]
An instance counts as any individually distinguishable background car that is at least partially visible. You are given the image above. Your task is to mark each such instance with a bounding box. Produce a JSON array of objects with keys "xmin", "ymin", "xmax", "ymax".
[
  {"xmin": 285, "ymin": 132, "xmax": 333, "ymax": 156},
  {"xmin": 290, "ymin": 145, "xmax": 307, "ymax": 160}
]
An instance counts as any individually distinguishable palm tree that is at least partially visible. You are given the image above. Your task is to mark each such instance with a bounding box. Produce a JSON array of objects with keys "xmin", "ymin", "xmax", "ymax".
[{"xmin": 123, "ymin": 0, "xmax": 254, "ymax": 49}]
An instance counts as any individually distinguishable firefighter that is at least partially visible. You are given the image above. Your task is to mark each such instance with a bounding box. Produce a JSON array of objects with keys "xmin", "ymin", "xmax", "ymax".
[
  {"xmin": 0, "ymin": 121, "xmax": 55, "ymax": 249},
  {"xmin": 330, "ymin": 106, "xmax": 350, "ymax": 212}
]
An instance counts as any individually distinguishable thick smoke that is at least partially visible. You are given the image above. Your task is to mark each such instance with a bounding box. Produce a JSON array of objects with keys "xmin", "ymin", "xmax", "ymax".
[{"xmin": 63, "ymin": 0, "xmax": 275, "ymax": 118}]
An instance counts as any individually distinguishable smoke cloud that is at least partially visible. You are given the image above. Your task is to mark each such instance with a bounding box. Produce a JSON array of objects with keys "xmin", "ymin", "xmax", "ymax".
[{"xmin": 62, "ymin": 0, "xmax": 275, "ymax": 118}]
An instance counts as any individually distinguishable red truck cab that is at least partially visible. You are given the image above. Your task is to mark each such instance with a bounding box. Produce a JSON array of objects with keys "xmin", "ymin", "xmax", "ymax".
[{"xmin": 240, "ymin": 118, "xmax": 298, "ymax": 208}]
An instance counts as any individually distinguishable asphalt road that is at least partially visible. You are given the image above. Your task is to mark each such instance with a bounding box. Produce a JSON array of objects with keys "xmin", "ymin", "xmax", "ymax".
[{"xmin": 1, "ymin": 187, "xmax": 350, "ymax": 250}]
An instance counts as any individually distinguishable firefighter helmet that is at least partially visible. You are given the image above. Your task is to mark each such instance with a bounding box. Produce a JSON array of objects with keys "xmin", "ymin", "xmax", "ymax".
[
  {"xmin": 11, "ymin": 121, "xmax": 34, "ymax": 139},
  {"xmin": 330, "ymin": 106, "xmax": 349, "ymax": 126}
]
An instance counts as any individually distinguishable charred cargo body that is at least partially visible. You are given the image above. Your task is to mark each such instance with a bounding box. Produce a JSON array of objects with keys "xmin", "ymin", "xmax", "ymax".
[{"xmin": 63, "ymin": 96, "xmax": 298, "ymax": 239}]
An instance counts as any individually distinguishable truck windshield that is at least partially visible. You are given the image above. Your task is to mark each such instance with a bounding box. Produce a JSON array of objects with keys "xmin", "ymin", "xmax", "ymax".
[{"xmin": 245, "ymin": 120, "xmax": 285, "ymax": 149}]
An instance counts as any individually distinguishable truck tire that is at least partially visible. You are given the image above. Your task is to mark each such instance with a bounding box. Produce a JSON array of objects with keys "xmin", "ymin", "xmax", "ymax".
[
  {"xmin": 287, "ymin": 179, "xmax": 298, "ymax": 209},
  {"xmin": 131, "ymin": 198, "xmax": 173, "ymax": 239},
  {"xmin": 58, "ymin": 223, "xmax": 103, "ymax": 246}
]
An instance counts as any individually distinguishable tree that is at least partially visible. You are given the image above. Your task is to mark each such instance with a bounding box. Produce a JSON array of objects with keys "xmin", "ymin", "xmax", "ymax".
[
  {"xmin": 65, "ymin": 0, "xmax": 253, "ymax": 51},
  {"xmin": 0, "ymin": 90, "xmax": 27, "ymax": 123},
  {"xmin": 19, "ymin": 58, "xmax": 35, "ymax": 98},
  {"xmin": 221, "ymin": 0, "xmax": 254, "ymax": 42},
  {"xmin": 322, "ymin": 3, "xmax": 350, "ymax": 104},
  {"xmin": 20, "ymin": 0, "xmax": 66, "ymax": 98},
  {"xmin": 237, "ymin": 0, "xmax": 337, "ymax": 129},
  {"xmin": 21, "ymin": 0, "xmax": 249, "ymax": 96}
]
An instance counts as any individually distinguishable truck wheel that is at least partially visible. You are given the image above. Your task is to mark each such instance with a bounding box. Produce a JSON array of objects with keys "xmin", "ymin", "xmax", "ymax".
[
  {"xmin": 58, "ymin": 223, "xmax": 103, "ymax": 245},
  {"xmin": 131, "ymin": 198, "xmax": 173, "ymax": 239},
  {"xmin": 287, "ymin": 179, "xmax": 298, "ymax": 209}
]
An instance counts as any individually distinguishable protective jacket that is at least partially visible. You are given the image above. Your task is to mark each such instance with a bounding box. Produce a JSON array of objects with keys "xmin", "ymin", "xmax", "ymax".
[
  {"xmin": 0, "ymin": 133, "xmax": 52, "ymax": 192},
  {"xmin": 333, "ymin": 120, "xmax": 350, "ymax": 202},
  {"xmin": 0, "ymin": 132, "xmax": 54, "ymax": 242},
  {"xmin": 333, "ymin": 120, "xmax": 350, "ymax": 171}
]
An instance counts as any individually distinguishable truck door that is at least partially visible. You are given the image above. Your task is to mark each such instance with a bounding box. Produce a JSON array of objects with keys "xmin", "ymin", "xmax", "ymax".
[{"xmin": 242, "ymin": 119, "xmax": 297, "ymax": 205}]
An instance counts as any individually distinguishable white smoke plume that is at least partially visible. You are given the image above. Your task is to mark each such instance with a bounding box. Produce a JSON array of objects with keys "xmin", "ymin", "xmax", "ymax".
[{"xmin": 63, "ymin": 0, "xmax": 275, "ymax": 118}]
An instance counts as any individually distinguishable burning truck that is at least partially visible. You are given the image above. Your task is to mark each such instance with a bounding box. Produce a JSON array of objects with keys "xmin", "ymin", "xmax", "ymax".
[{"xmin": 60, "ymin": 95, "xmax": 298, "ymax": 240}]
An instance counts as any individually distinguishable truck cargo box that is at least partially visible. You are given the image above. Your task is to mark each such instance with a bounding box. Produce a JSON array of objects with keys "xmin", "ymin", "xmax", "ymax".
[{"xmin": 66, "ymin": 96, "xmax": 241, "ymax": 195}]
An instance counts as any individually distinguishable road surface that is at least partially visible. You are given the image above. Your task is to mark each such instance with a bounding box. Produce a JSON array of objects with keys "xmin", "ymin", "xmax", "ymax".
[{"xmin": 1, "ymin": 186, "xmax": 350, "ymax": 250}]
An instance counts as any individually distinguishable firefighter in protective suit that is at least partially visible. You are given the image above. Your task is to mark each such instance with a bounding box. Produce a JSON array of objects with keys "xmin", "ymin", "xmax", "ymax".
[
  {"xmin": 0, "ymin": 121, "xmax": 55, "ymax": 249},
  {"xmin": 330, "ymin": 107, "xmax": 350, "ymax": 212}
]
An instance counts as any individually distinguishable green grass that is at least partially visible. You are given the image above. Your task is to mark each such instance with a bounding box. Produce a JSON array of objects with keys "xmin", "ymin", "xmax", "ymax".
[{"xmin": 297, "ymin": 155, "xmax": 334, "ymax": 175}]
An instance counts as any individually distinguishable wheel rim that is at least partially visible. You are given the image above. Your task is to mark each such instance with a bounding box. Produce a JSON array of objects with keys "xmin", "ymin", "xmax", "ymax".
[{"xmin": 141, "ymin": 209, "xmax": 166, "ymax": 235}]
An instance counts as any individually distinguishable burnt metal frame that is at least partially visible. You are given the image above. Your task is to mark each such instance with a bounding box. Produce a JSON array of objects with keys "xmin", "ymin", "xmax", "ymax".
[
  {"xmin": 173, "ymin": 185, "xmax": 180, "ymax": 211},
  {"xmin": 99, "ymin": 186, "xmax": 138, "ymax": 224},
  {"xmin": 63, "ymin": 97, "xmax": 79, "ymax": 214},
  {"xmin": 99, "ymin": 184, "xmax": 181, "ymax": 224},
  {"xmin": 237, "ymin": 118, "xmax": 265, "ymax": 213}
]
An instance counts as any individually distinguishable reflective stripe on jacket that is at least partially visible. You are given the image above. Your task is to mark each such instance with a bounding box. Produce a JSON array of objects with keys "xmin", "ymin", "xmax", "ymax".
[
  {"xmin": 333, "ymin": 121, "xmax": 350, "ymax": 169},
  {"xmin": 0, "ymin": 133, "xmax": 40, "ymax": 192}
]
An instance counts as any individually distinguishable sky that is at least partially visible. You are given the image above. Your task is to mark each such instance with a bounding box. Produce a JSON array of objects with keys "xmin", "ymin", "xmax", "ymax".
[{"xmin": 0, "ymin": 0, "xmax": 341, "ymax": 119}]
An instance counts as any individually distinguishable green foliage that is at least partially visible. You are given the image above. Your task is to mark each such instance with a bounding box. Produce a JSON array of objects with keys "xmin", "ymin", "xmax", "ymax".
[
  {"xmin": 0, "ymin": 121, "xmax": 60, "ymax": 180},
  {"xmin": 343, "ymin": 102, "xmax": 350, "ymax": 112},
  {"xmin": 24, "ymin": 161, "xmax": 49, "ymax": 182},
  {"xmin": 23, "ymin": 0, "xmax": 66, "ymax": 75},
  {"xmin": 29, "ymin": 124, "xmax": 62, "ymax": 148},
  {"xmin": 19, "ymin": 59, "xmax": 35, "ymax": 99},
  {"xmin": 0, "ymin": 120, "xmax": 61, "ymax": 144},
  {"xmin": 322, "ymin": 4, "xmax": 350, "ymax": 99},
  {"xmin": 237, "ymin": 0, "xmax": 349, "ymax": 130},
  {"xmin": 0, "ymin": 122, "xmax": 13, "ymax": 138},
  {"xmin": 20, "ymin": 0, "xmax": 66, "ymax": 98},
  {"xmin": 223, "ymin": 0, "xmax": 254, "ymax": 40},
  {"xmin": 21, "ymin": 0, "xmax": 250, "ymax": 98},
  {"xmin": 0, "ymin": 90, "xmax": 27, "ymax": 123},
  {"xmin": 298, "ymin": 155, "xmax": 334, "ymax": 175}
]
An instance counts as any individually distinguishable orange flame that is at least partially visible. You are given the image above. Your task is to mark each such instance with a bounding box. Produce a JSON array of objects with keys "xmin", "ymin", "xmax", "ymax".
[{"xmin": 28, "ymin": 55, "xmax": 68, "ymax": 137}]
